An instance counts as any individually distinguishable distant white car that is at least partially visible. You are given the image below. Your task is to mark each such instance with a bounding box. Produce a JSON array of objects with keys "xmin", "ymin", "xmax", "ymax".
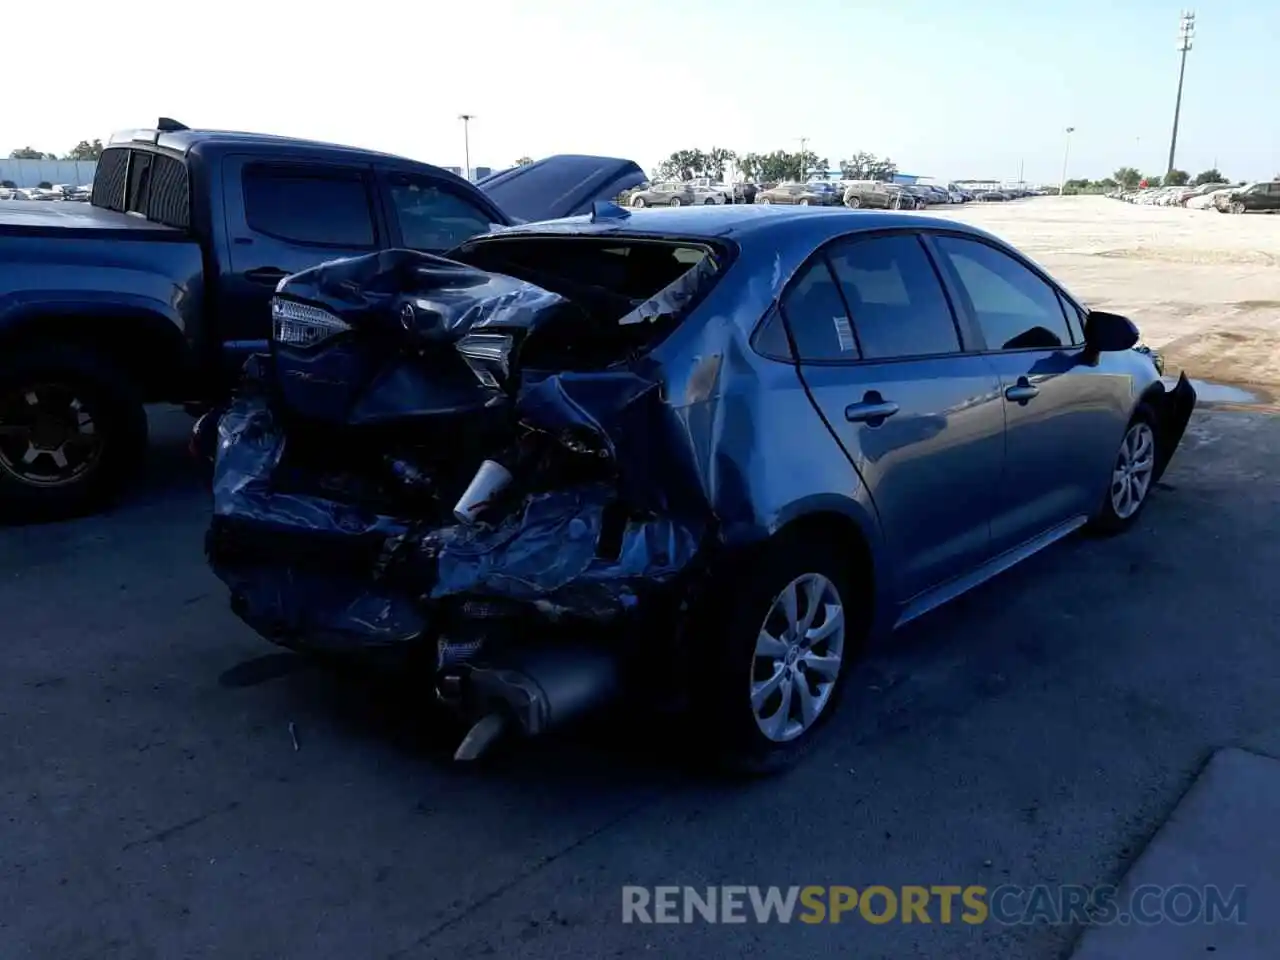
[
  {"xmin": 689, "ymin": 184, "xmax": 726, "ymax": 205},
  {"xmin": 688, "ymin": 177, "xmax": 731, "ymax": 203}
]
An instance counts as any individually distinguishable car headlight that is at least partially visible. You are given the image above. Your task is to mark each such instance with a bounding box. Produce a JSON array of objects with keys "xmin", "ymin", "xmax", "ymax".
[
  {"xmin": 271, "ymin": 298, "xmax": 350, "ymax": 349},
  {"xmin": 455, "ymin": 332, "xmax": 515, "ymax": 388}
]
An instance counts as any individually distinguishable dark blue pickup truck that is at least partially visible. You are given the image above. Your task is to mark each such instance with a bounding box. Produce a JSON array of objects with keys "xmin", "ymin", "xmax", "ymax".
[{"xmin": 0, "ymin": 118, "xmax": 643, "ymax": 519}]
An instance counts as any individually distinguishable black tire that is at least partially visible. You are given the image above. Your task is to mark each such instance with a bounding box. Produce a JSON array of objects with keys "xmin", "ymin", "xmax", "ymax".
[
  {"xmin": 1087, "ymin": 403, "xmax": 1159, "ymax": 537},
  {"xmin": 691, "ymin": 530, "xmax": 865, "ymax": 775},
  {"xmin": 846, "ymin": 195, "xmax": 861, "ymax": 209},
  {"xmin": 631, "ymin": 196, "xmax": 647, "ymax": 208},
  {"xmin": 0, "ymin": 345, "xmax": 147, "ymax": 522}
]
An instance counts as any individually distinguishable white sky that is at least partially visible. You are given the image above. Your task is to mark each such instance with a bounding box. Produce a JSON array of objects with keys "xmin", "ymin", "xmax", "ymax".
[{"xmin": 3, "ymin": 0, "xmax": 1276, "ymax": 183}]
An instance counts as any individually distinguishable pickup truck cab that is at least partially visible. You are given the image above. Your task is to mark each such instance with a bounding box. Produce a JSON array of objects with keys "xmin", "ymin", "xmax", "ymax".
[{"xmin": 0, "ymin": 119, "xmax": 643, "ymax": 518}]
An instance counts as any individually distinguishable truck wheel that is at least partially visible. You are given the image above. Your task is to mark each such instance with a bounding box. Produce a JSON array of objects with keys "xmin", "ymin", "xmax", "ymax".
[{"xmin": 0, "ymin": 346, "xmax": 147, "ymax": 521}]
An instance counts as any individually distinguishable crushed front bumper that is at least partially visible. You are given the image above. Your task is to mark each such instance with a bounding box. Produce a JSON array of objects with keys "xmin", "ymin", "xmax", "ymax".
[{"xmin": 1154, "ymin": 371, "xmax": 1197, "ymax": 481}]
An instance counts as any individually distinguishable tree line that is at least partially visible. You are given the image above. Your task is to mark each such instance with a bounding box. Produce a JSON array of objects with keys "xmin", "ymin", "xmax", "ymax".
[
  {"xmin": 8, "ymin": 140, "xmax": 105, "ymax": 162},
  {"xmin": 652, "ymin": 148, "xmax": 898, "ymax": 184},
  {"xmin": 1062, "ymin": 167, "xmax": 1230, "ymax": 193}
]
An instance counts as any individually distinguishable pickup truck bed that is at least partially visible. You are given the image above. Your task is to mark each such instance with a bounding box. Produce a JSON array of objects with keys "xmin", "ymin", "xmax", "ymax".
[{"xmin": 0, "ymin": 199, "xmax": 192, "ymax": 238}]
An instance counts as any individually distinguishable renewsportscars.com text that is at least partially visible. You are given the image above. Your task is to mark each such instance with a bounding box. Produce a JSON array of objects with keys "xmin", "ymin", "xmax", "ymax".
[{"xmin": 621, "ymin": 884, "xmax": 1247, "ymax": 926}]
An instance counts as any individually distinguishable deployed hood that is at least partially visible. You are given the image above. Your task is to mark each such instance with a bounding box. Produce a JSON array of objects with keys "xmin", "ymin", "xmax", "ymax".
[{"xmin": 477, "ymin": 155, "xmax": 646, "ymax": 224}]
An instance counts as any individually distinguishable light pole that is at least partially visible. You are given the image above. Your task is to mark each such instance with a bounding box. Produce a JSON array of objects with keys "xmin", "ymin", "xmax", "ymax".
[
  {"xmin": 458, "ymin": 114, "xmax": 476, "ymax": 180},
  {"xmin": 1058, "ymin": 126, "xmax": 1075, "ymax": 195},
  {"xmin": 1166, "ymin": 11, "xmax": 1195, "ymax": 178},
  {"xmin": 797, "ymin": 137, "xmax": 808, "ymax": 182}
]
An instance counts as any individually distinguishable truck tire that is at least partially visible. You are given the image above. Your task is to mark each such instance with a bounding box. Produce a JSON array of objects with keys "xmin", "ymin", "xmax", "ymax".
[{"xmin": 0, "ymin": 345, "xmax": 148, "ymax": 521}]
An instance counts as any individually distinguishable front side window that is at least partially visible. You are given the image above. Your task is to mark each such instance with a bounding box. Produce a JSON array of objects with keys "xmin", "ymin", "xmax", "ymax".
[
  {"xmin": 932, "ymin": 235, "xmax": 1073, "ymax": 350},
  {"xmin": 388, "ymin": 176, "xmax": 494, "ymax": 251},
  {"xmin": 826, "ymin": 234, "xmax": 962, "ymax": 359},
  {"xmin": 243, "ymin": 166, "xmax": 375, "ymax": 247}
]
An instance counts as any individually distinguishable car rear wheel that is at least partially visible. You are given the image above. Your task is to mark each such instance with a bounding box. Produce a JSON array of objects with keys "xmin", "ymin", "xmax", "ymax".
[
  {"xmin": 759, "ymin": 197, "xmax": 771, "ymax": 205},
  {"xmin": 0, "ymin": 345, "xmax": 148, "ymax": 521},
  {"xmin": 798, "ymin": 198, "xmax": 810, "ymax": 206},
  {"xmin": 692, "ymin": 532, "xmax": 862, "ymax": 774},
  {"xmin": 1088, "ymin": 405, "xmax": 1158, "ymax": 535},
  {"xmin": 1231, "ymin": 201, "xmax": 1246, "ymax": 215},
  {"xmin": 669, "ymin": 197, "xmax": 682, "ymax": 207},
  {"xmin": 631, "ymin": 196, "xmax": 646, "ymax": 208},
  {"xmin": 704, "ymin": 196, "xmax": 716, "ymax": 205}
]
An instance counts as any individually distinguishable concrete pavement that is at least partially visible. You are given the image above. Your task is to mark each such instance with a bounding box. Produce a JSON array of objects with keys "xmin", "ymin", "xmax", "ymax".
[{"xmin": 1072, "ymin": 747, "xmax": 1280, "ymax": 959}]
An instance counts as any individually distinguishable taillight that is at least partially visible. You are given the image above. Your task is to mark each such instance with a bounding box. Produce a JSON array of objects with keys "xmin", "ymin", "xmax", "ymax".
[{"xmin": 271, "ymin": 298, "xmax": 351, "ymax": 349}]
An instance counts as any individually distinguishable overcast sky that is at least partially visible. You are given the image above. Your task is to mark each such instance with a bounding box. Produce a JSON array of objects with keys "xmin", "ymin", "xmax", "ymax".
[{"xmin": 3, "ymin": 0, "xmax": 1275, "ymax": 184}]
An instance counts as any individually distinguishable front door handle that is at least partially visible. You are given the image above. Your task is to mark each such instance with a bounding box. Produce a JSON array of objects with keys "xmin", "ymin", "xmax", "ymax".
[
  {"xmin": 1004, "ymin": 377, "xmax": 1039, "ymax": 404},
  {"xmin": 846, "ymin": 392, "xmax": 900, "ymax": 425},
  {"xmin": 245, "ymin": 267, "xmax": 290, "ymax": 286}
]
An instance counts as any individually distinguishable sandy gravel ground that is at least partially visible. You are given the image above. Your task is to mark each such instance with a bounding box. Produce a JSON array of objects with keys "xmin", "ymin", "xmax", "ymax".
[{"xmin": 926, "ymin": 197, "xmax": 1280, "ymax": 392}]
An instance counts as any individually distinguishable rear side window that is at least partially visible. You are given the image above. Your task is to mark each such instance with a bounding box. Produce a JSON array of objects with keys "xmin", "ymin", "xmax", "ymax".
[
  {"xmin": 826, "ymin": 234, "xmax": 961, "ymax": 358},
  {"xmin": 780, "ymin": 258, "xmax": 857, "ymax": 361},
  {"xmin": 242, "ymin": 166, "xmax": 375, "ymax": 247},
  {"xmin": 933, "ymin": 236, "xmax": 1072, "ymax": 350}
]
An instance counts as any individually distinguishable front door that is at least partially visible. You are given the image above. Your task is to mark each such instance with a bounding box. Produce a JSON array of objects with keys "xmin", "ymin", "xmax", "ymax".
[
  {"xmin": 927, "ymin": 233, "xmax": 1126, "ymax": 554},
  {"xmin": 783, "ymin": 232, "xmax": 1006, "ymax": 603}
]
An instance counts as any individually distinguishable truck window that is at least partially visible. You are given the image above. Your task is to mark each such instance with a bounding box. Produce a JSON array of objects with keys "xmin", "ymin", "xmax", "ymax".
[
  {"xmin": 91, "ymin": 148, "xmax": 190, "ymax": 230},
  {"xmin": 242, "ymin": 166, "xmax": 375, "ymax": 248},
  {"xmin": 387, "ymin": 175, "xmax": 495, "ymax": 252}
]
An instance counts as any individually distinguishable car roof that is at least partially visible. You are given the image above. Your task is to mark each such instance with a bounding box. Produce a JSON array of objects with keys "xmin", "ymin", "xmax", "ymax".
[{"xmin": 491, "ymin": 204, "xmax": 997, "ymax": 246}]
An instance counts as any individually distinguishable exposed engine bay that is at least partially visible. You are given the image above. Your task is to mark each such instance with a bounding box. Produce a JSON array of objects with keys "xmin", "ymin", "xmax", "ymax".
[{"xmin": 205, "ymin": 239, "xmax": 727, "ymax": 758}]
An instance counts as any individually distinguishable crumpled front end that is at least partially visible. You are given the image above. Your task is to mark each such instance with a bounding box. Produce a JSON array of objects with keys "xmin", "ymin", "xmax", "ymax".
[{"xmin": 205, "ymin": 244, "xmax": 725, "ymax": 753}]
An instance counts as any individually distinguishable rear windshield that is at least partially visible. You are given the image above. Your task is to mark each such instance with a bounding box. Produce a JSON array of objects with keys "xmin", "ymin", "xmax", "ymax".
[
  {"xmin": 454, "ymin": 235, "xmax": 730, "ymax": 368},
  {"xmin": 91, "ymin": 146, "xmax": 191, "ymax": 230}
]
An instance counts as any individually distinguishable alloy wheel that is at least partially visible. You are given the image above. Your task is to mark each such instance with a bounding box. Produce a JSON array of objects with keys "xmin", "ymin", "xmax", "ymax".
[
  {"xmin": 0, "ymin": 383, "xmax": 104, "ymax": 487},
  {"xmin": 750, "ymin": 573, "xmax": 846, "ymax": 743},
  {"xmin": 1111, "ymin": 421, "xmax": 1156, "ymax": 520}
]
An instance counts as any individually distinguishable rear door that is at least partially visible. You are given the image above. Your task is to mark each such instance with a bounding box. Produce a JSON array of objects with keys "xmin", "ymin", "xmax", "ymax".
[
  {"xmin": 784, "ymin": 231, "xmax": 1006, "ymax": 603},
  {"xmin": 927, "ymin": 232, "xmax": 1125, "ymax": 554},
  {"xmin": 216, "ymin": 157, "xmax": 383, "ymax": 366}
]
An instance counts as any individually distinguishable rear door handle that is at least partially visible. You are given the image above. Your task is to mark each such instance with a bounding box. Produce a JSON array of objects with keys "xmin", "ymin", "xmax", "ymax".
[
  {"xmin": 845, "ymin": 393, "xmax": 900, "ymax": 424},
  {"xmin": 245, "ymin": 267, "xmax": 290, "ymax": 285},
  {"xmin": 1004, "ymin": 378, "xmax": 1039, "ymax": 403}
]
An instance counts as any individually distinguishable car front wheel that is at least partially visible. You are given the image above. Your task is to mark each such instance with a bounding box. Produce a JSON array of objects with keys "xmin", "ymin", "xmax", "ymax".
[
  {"xmin": 694, "ymin": 533, "xmax": 861, "ymax": 773},
  {"xmin": 1089, "ymin": 407, "xmax": 1158, "ymax": 535}
]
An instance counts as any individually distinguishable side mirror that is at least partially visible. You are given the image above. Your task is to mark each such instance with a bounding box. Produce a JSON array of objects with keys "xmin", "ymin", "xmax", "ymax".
[{"xmin": 1083, "ymin": 310, "xmax": 1140, "ymax": 353}]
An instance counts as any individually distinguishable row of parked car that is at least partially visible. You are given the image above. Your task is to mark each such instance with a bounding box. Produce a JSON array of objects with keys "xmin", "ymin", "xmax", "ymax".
[
  {"xmin": 625, "ymin": 179, "xmax": 1041, "ymax": 211},
  {"xmin": 1107, "ymin": 180, "xmax": 1280, "ymax": 214},
  {"xmin": 0, "ymin": 184, "xmax": 92, "ymax": 202}
]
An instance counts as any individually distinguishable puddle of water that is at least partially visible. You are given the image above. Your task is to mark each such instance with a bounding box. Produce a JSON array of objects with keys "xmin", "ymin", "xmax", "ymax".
[{"xmin": 1164, "ymin": 377, "xmax": 1260, "ymax": 405}]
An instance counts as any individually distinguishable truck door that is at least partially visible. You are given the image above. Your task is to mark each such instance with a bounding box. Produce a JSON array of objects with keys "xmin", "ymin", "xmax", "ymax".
[{"xmin": 215, "ymin": 156, "xmax": 384, "ymax": 378}]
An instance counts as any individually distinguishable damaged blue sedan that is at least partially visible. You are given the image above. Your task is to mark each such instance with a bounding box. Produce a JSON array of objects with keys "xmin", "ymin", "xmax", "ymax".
[{"xmin": 203, "ymin": 204, "xmax": 1196, "ymax": 770}]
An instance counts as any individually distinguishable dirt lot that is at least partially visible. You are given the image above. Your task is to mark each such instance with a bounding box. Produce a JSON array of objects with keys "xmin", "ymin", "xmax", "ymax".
[
  {"xmin": 1, "ymin": 198, "xmax": 1278, "ymax": 960},
  {"xmin": 929, "ymin": 196, "xmax": 1280, "ymax": 394}
]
